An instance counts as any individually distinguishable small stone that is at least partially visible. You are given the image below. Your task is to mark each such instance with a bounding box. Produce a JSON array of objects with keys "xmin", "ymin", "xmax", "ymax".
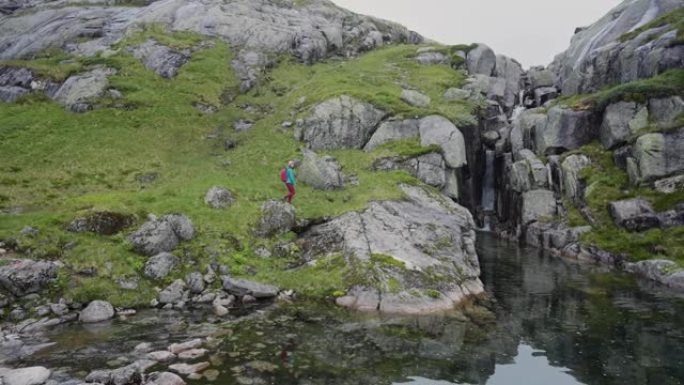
[
  {"xmin": 168, "ymin": 362, "xmax": 210, "ymax": 375},
  {"xmin": 178, "ymin": 348, "xmax": 207, "ymax": 360},
  {"xmin": 168, "ymin": 339, "xmax": 203, "ymax": 354},
  {"xmin": 134, "ymin": 342, "xmax": 153, "ymax": 353},
  {"xmin": 213, "ymin": 303, "xmax": 229, "ymax": 316},
  {"xmin": 203, "ymin": 369, "xmax": 220, "ymax": 381},
  {"xmin": 147, "ymin": 350, "xmax": 176, "ymax": 363},
  {"xmin": 144, "ymin": 372, "xmax": 186, "ymax": 385},
  {"xmin": 242, "ymin": 295, "xmax": 257, "ymax": 304}
]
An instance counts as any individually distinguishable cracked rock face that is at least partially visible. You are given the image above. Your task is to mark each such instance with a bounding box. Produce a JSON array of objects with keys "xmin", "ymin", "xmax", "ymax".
[
  {"xmin": 297, "ymin": 184, "xmax": 483, "ymax": 315},
  {"xmin": 295, "ymin": 95, "xmax": 387, "ymax": 150},
  {"xmin": 549, "ymin": 0, "xmax": 684, "ymax": 95},
  {"xmin": 0, "ymin": 0, "xmax": 422, "ymax": 93}
]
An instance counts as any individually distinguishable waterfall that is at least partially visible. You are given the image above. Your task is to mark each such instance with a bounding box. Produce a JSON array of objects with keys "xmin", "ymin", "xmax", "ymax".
[
  {"xmin": 481, "ymin": 150, "xmax": 496, "ymax": 231},
  {"xmin": 510, "ymin": 90, "xmax": 526, "ymax": 121}
]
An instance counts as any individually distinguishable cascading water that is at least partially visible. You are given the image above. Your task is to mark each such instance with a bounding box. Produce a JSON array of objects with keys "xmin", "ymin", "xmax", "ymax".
[
  {"xmin": 481, "ymin": 149, "xmax": 496, "ymax": 231},
  {"xmin": 510, "ymin": 90, "xmax": 526, "ymax": 121}
]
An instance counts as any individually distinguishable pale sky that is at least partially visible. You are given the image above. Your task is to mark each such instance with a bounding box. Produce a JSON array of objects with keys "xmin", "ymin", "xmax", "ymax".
[{"xmin": 332, "ymin": 0, "xmax": 623, "ymax": 67}]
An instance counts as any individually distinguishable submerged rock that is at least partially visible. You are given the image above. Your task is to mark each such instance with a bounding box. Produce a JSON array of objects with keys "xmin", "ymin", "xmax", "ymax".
[{"xmin": 297, "ymin": 184, "xmax": 483, "ymax": 314}]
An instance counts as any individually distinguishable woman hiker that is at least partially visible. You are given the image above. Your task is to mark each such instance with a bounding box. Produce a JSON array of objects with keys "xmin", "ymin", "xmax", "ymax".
[{"xmin": 281, "ymin": 160, "xmax": 297, "ymax": 203}]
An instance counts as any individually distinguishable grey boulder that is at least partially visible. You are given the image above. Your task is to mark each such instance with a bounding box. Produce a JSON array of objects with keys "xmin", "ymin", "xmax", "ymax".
[
  {"xmin": 144, "ymin": 372, "xmax": 186, "ymax": 385},
  {"xmin": 222, "ymin": 277, "xmax": 279, "ymax": 298},
  {"xmin": 599, "ymin": 101, "xmax": 648, "ymax": 149},
  {"xmin": 298, "ymin": 184, "xmax": 483, "ymax": 315},
  {"xmin": 52, "ymin": 67, "xmax": 113, "ymax": 112},
  {"xmin": 128, "ymin": 214, "xmax": 194, "ymax": 256},
  {"xmin": 204, "ymin": 186, "xmax": 235, "ymax": 209},
  {"xmin": 466, "ymin": 43, "xmax": 496, "ymax": 76},
  {"xmin": 609, "ymin": 198, "xmax": 660, "ymax": 231},
  {"xmin": 185, "ymin": 272, "xmax": 205, "ymax": 294},
  {"xmin": 0, "ymin": 259, "xmax": 58, "ymax": 297},
  {"xmin": 79, "ymin": 300, "xmax": 115, "ymax": 323},
  {"xmin": 400, "ymin": 89, "xmax": 431, "ymax": 108},
  {"xmin": 537, "ymin": 106, "xmax": 596, "ymax": 155},
  {"xmin": 255, "ymin": 200, "xmax": 296, "ymax": 237},
  {"xmin": 67, "ymin": 211, "xmax": 135, "ymax": 235},
  {"xmin": 130, "ymin": 39, "xmax": 190, "ymax": 78},
  {"xmin": 1, "ymin": 367, "xmax": 51, "ymax": 385},
  {"xmin": 521, "ymin": 189, "xmax": 557, "ymax": 226},
  {"xmin": 298, "ymin": 149, "xmax": 344, "ymax": 190},
  {"xmin": 364, "ymin": 118, "xmax": 419, "ymax": 151},
  {"xmin": 372, "ymin": 153, "xmax": 446, "ymax": 188},
  {"xmin": 561, "ymin": 154, "xmax": 591, "ymax": 203},
  {"xmin": 158, "ymin": 279, "xmax": 186, "ymax": 304},
  {"xmin": 295, "ymin": 95, "xmax": 387, "ymax": 150},
  {"xmin": 419, "ymin": 115, "xmax": 467, "ymax": 168},
  {"xmin": 443, "ymin": 88, "xmax": 470, "ymax": 101},
  {"xmin": 143, "ymin": 252, "xmax": 180, "ymax": 280},
  {"xmin": 630, "ymin": 127, "xmax": 684, "ymax": 183}
]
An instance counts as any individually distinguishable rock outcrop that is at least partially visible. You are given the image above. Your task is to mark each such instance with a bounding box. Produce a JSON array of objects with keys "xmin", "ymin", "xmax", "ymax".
[
  {"xmin": 255, "ymin": 200, "xmax": 296, "ymax": 237},
  {"xmin": 298, "ymin": 149, "xmax": 345, "ymax": 190},
  {"xmin": 128, "ymin": 214, "xmax": 194, "ymax": 256},
  {"xmin": 549, "ymin": 0, "xmax": 684, "ymax": 95},
  {"xmin": 295, "ymin": 95, "xmax": 387, "ymax": 150},
  {"xmin": 297, "ymin": 184, "xmax": 483, "ymax": 314},
  {"xmin": 0, "ymin": 260, "xmax": 59, "ymax": 297},
  {"xmin": 0, "ymin": 0, "xmax": 422, "ymax": 92}
]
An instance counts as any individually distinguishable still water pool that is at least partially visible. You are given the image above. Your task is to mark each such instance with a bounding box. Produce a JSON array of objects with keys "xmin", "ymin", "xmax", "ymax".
[{"xmin": 22, "ymin": 233, "xmax": 684, "ymax": 385}]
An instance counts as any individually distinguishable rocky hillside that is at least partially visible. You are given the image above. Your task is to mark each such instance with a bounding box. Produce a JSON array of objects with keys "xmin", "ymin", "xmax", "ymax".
[{"xmin": 0, "ymin": 0, "xmax": 683, "ymax": 326}]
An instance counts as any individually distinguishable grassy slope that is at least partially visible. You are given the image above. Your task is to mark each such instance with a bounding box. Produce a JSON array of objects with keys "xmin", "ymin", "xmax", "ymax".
[
  {"xmin": 561, "ymin": 143, "xmax": 684, "ymax": 265},
  {"xmin": 0, "ymin": 31, "xmax": 472, "ymax": 306},
  {"xmin": 555, "ymin": 69, "xmax": 684, "ymax": 265}
]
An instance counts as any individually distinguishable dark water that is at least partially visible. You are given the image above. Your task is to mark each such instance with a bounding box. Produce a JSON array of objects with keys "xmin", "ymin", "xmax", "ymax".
[{"xmin": 20, "ymin": 234, "xmax": 684, "ymax": 385}]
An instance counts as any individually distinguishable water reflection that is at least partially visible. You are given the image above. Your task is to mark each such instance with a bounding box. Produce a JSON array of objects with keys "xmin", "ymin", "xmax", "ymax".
[{"xmin": 18, "ymin": 234, "xmax": 684, "ymax": 385}]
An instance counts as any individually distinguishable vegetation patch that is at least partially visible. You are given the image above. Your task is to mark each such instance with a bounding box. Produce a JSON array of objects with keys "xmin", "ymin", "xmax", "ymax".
[
  {"xmin": 564, "ymin": 142, "xmax": 684, "ymax": 265},
  {"xmin": 619, "ymin": 7, "xmax": 684, "ymax": 46},
  {"xmin": 555, "ymin": 69, "xmax": 684, "ymax": 112},
  {"xmin": 0, "ymin": 32, "xmax": 473, "ymax": 306}
]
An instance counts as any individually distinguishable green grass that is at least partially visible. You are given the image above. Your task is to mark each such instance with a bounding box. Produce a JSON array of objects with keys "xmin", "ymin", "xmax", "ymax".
[
  {"xmin": 0, "ymin": 32, "xmax": 473, "ymax": 305},
  {"xmin": 554, "ymin": 69, "xmax": 684, "ymax": 112},
  {"xmin": 374, "ymin": 138, "xmax": 441, "ymax": 158},
  {"xmin": 564, "ymin": 142, "xmax": 684, "ymax": 265},
  {"xmin": 619, "ymin": 7, "xmax": 684, "ymax": 46}
]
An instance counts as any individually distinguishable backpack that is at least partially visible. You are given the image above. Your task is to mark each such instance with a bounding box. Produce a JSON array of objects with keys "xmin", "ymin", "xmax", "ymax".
[{"xmin": 280, "ymin": 168, "xmax": 288, "ymax": 182}]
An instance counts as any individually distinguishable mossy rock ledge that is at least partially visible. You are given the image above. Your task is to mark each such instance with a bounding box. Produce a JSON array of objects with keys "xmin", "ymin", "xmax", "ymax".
[{"xmin": 296, "ymin": 184, "xmax": 484, "ymax": 315}]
